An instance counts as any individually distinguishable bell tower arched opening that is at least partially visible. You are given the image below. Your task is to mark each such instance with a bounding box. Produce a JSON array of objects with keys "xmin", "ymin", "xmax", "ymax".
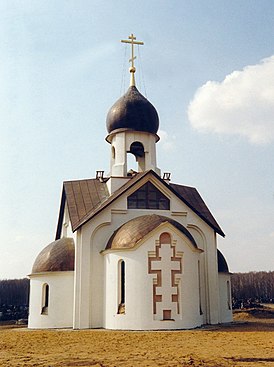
[
  {"xmin": 105, "ymin": 33, "xmax": 161, "ymax": 187},
  {"xmin": 128, "ymin": 141, "xmax": 145, "ymax": 172}
]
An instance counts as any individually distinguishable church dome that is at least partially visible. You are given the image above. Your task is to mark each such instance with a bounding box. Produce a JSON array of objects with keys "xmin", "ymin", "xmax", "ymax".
[
  {"xmin": 106, "ymin": 86, "xmax": 159, "ymax": 135},
  {"xmin": 32, "ymin": 237, "xmax": 75, "ymax": 274},
  {"xmin": 217, "ymin": 249, "xmax": 229, "ymax": 273},
  {"xmin": 106, "ymin": 214, "xmax": 197, "ymax": 250}
]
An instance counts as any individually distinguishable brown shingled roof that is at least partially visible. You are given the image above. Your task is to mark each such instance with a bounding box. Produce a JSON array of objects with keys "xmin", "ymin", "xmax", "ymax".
[
  {"xmin": 64, "ymin": 178, "xmax": 109, "ymax": 229},
  {"xmin": 170, "ymin": 183, "xmax": 225, "ymax": 237},
  {"xmin": 55, "ymin": 170, "xmax": 224, "ymax": 239}
]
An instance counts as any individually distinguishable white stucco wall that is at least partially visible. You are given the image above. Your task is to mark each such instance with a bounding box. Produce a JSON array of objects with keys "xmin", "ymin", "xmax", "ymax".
[
  {"xmin": 108, "ymin": 131, "xmax": 160, "ymax": 177},
  {"xmin": 28, "ymin": 271, "xmax": 74, "ymax": 329},
  {"xmin": 218, "ymin": 273, "xmax": 233, "ymax": 323},
  {"xmin": 103, "ymin": 225, "xmax": 203, "ymax": 330},
  {"xmin": 60, "ymin": 203, "xmax": 76, "ymax": 241},
  {"xmin": 71, "ymin": 173, "xmax": 224, "ymax": 329}
]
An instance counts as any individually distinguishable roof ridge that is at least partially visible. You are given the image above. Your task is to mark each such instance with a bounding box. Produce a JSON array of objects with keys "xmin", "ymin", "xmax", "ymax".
[{"xmin": 59, "ymin": 170, "xmax": 224, "ymax": 237}]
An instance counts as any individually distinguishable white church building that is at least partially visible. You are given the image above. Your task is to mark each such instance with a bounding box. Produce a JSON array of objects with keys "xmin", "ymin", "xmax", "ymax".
[{"xmin": 28, "ymin": 34, "xmax": 232, "ymax": 330}]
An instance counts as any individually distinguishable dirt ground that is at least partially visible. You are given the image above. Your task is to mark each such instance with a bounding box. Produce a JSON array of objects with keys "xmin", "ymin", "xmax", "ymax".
[{"xmin": 0, "ymin": 310, "xmax": 273, "ymax": 367}]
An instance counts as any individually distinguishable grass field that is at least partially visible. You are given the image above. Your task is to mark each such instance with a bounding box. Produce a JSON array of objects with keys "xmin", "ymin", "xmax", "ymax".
[{"xmin": 0, "ymin": 310, "xmax": 273, "ymax": 367}]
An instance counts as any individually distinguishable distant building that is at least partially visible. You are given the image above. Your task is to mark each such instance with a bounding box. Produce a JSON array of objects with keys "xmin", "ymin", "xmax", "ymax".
[{"xmin": 28, "ymin": 35, "xmax": 232, "ymax": 329}]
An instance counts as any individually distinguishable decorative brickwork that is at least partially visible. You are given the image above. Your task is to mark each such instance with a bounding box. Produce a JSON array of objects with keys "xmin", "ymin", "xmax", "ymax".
[{"xmin": 148, "ymin": 233, "xmax": 182, "ymax": 320}]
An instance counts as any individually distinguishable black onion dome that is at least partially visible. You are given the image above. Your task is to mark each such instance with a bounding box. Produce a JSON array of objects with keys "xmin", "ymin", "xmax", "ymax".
[{"xmin": 106, "ymin": 86, "xmax": 159, "ymax": 135}]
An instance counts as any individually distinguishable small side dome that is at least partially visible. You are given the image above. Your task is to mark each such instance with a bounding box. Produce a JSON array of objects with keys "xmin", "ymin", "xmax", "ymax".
[
  {"xmin": 106, "ymin": 214, "xmax": 197, "ymax": 250},
  {"xmin": 106, "ymin": 86, "xmax": 159, "ymax": 135},
  {"xmin": 217, "ymin": 249, "xmax": 229, "ymax": 273},
  {"xmin": 32, "ymin": 237, "xmax": 75, "ymax": 274}
]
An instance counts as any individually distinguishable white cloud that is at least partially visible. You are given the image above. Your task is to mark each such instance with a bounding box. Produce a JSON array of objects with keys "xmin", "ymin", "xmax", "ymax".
[
  {"xmin": 158, "ymin": 129, "xmax": 176, "ymax": 152},
  {"xmin": 188, "ymin": 56, "xmax": 274, "ymax": 144}
]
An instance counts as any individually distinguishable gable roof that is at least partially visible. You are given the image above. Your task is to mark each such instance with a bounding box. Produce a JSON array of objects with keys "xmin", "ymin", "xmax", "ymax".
[
  {"xmin": 55, "ymin": 178, "xmax": 109, "ymax": 239},
  {"xmin": 56, "ymin": 170, "xmax": 224, "ymax": 239},
  {"xmin": 170, "ymin": 183, "xmax": 225, "ymax": 237}
]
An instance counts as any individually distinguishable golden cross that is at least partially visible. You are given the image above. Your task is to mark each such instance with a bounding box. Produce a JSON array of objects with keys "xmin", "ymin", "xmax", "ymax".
[{"xmin": 121, "ymin": 33, "xmax": 144, "ymax": 86}]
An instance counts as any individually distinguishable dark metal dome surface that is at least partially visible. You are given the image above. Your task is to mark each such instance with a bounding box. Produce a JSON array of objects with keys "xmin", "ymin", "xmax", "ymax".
[
  {"xmin": 217, "ymin": 249, "xmax": 229, "ymax": 273},
  {"xmin": 106, "ymin": 214, "xmax": 197, "ymax": 250},
  {"xmin": 32, "ymin": 237, "xmax": 75, "ymax": 273},
  {"xmin": 106, "ymin": 86, "xmax": 159, "ymax": 135}
]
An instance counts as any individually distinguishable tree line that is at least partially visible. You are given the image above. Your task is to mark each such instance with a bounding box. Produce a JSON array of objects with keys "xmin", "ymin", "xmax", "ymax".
[
  {"xmin": 231, "ymin": 271, "xmax": 274, "ymax": 308},
  {"xmin": 0, "ymin": 278, "xmax": 29, "ymax": 321},
  {"xmin": 0, "ymin": 278, "xmax": 29, "ymax": 305}
]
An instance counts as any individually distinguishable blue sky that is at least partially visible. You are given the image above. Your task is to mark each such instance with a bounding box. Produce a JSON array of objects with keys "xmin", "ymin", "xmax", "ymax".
[{"xmin": 1, "ymin": 0, "xmax": 274, "ymax": 279}]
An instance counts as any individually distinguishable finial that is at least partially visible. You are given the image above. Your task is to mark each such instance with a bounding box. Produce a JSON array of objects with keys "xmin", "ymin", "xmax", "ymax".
[{"xmin": 121, "ymin": 33, "xmax": 144, "ymax": 87}]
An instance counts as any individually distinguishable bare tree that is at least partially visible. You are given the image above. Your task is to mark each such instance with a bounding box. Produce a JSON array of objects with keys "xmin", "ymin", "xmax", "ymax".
[{"xmin": 232, "ymin": 271, "xmax": 274, "ymax": 308}]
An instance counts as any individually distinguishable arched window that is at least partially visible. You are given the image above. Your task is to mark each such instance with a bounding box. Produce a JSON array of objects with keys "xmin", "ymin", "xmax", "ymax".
[
  {"xmin": 41, "ymin": 283, "xmax": 49, "ymax": 315},
  {"xmin": 129, "ymin": 142, "xmax": 144, "ymax": 158},
  {"xmin": 117, "ymin": 260, "xmax": 125, "ymax": 314},
  {"xmin": 111, "ymin": 146, "xmax": 115, "ymax": 160}
]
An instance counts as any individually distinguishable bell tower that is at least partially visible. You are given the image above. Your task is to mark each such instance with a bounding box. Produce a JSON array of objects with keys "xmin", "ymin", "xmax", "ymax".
[{"xmin": 105, "ymin": 34, "xmax": 161, "ymax": 182}]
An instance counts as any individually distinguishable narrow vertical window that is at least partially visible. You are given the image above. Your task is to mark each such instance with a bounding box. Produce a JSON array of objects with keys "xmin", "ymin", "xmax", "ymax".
[
  {"xmin": 41, "ymin": 283, "xmax": 49, "ymax": 315},
  {"xmin": 198, "ymin": 261, "xmax": 203, "ymax": 315},
  {"xmin": 117, "ymin": 260, "xmax": 125, "ymax": 314},
  {"xmin": 112, "ymin": 146, "xmax": 115, "ymax": 160},
  {"xmin": 227, "ymin": 280, "xmax": 231, "ymax": 310}
]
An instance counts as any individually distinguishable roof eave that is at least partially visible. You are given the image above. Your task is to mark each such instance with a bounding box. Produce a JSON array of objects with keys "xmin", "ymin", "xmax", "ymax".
[
  {"xmin": 168, "ymin": 184, "xmax": 225, "ymax": 237},
  {"xmin": 68, "ymin": 169, "xmax": 225, "ymax": 237},
  {"xmin": 55, "ymin": 186, "xmax": 66, "ymax": 240}
]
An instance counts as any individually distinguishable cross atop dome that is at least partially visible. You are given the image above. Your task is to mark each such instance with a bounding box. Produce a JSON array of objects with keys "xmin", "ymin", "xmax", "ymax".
[
  {"xmin": 105, "ymin": 33, "xmax": 160, "ymax": 179},
  {"xmin": 121, "ymin": 33, "xmax": 144, "ymax": 86}
]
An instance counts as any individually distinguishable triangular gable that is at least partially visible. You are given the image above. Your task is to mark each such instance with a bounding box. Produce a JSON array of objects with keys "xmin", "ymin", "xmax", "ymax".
[
  {"xmin": 127, "ymin": 181, "xmax": 170, "ymax": 210},
  {"xmin": 55, "ymin": 170, "xmax": 224, "ymax": 238}
]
